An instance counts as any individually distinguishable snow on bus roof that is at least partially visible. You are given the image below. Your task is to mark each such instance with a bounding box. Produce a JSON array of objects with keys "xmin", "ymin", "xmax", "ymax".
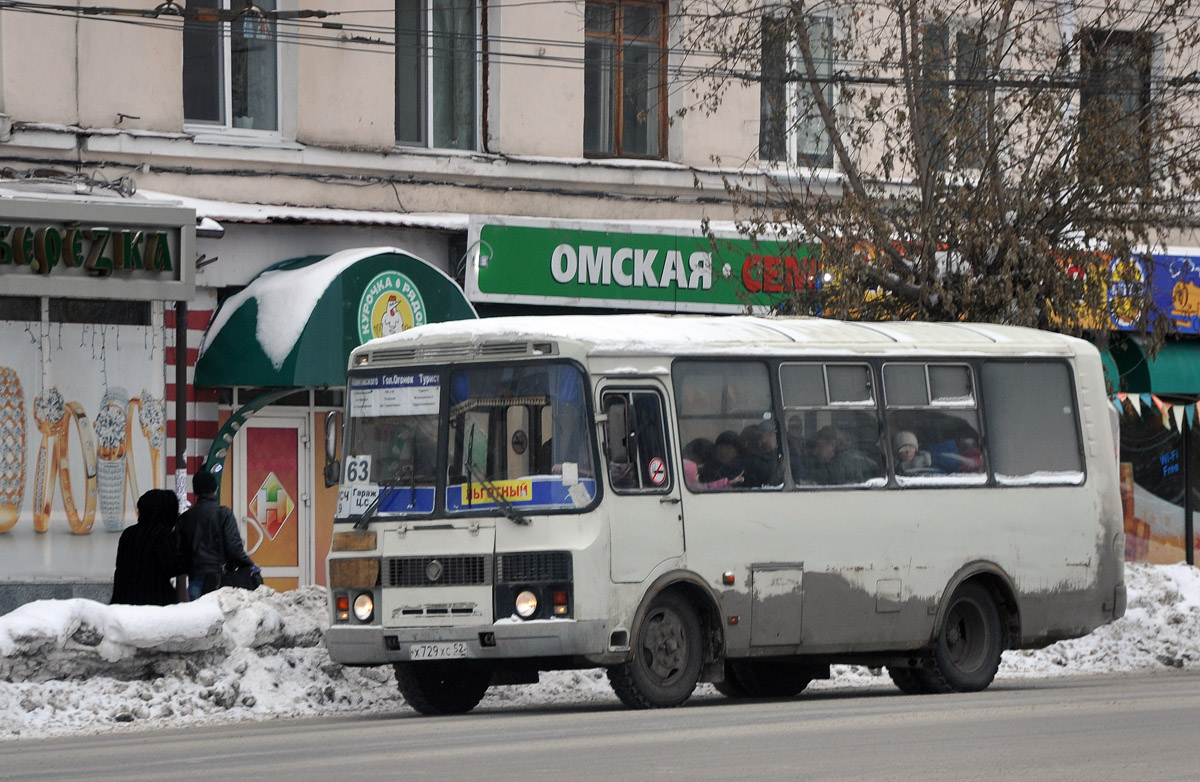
[{"xmin": 362, "ymin": 314, "xmax": 1081, "ymax": 356}]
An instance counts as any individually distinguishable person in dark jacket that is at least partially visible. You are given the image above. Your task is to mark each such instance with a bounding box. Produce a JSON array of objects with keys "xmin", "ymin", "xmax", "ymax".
[
  {"xmin": 698, "ymin": 430, "xmax": 745, "ymax": 485},
  {"xmin": 739, "ymin": 420, "xmax": 784, "ymax": 488},
  {"xmin": 178, "ymin": 469, "xmax": 257, "ymax": 600},
  {"xmin": 110, "ymin": 489, "xmax": 187, "ymax": 606}
]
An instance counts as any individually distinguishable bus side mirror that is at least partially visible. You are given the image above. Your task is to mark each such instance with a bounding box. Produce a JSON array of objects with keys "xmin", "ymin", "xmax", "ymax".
[{"xmin": 324, "ymin": 412, "xmax": 341, "ymax": 488}]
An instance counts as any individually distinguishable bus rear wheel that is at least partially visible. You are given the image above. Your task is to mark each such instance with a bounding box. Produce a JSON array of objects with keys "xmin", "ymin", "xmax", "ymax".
[
  {"xmin": 607, "ymin": 592, "xmax": 702, "ymax": 709},
  {"xmin": 922, "ymin": 582, "xmax": 1003, "ymax": 693},
  {"xmin": 393, "ymin": 661, "xmax": 492, "ymax": 715}
]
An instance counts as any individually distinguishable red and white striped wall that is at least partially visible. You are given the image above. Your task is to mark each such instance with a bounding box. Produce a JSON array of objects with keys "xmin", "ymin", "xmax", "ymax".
[{"xmin": 165, "ymin": 289, "xmax": 220, "ymax": 485}]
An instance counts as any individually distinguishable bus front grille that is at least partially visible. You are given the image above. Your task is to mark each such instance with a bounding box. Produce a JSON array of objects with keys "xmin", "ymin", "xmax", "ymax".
[
  {"xmin": 386, "ymin": 555, "xmax": 492, "ymax": 587},
  {"xmin": 496, "ymin": 551, "xmax": 572, "ymax": 583}
]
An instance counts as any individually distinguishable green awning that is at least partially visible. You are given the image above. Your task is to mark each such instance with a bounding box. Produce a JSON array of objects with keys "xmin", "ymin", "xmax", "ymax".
[
  {"xmin": 195, "ymin": 247, "xmax": 478, "ymax": 388},
  {"xmin": 1106, "ymin": 337, "xmax": 1200, "ymax": 395}
]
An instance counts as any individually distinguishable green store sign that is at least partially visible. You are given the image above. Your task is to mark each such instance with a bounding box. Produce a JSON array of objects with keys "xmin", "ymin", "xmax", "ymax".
[
  {"xmin": 0, "ymin": 223, "xmax": 175, "ymax": 275},
  {"xmin": 467, "ymin": 219, "xmax": 820, "ymax": 313}
]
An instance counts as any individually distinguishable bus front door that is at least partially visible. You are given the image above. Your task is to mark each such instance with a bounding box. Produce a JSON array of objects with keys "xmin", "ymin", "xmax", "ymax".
[{"xmin": 600, "ymin": 385, "xmax": 684, "ymax": 584}]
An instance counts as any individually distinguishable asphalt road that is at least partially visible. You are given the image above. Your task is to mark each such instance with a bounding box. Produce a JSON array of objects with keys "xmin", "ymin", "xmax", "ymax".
[{"xmin": 2, "ymin": 672, "xmax": 1196, "ymax": 781}]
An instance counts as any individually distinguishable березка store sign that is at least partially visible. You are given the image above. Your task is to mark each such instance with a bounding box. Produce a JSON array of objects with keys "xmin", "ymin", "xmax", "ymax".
[{"xmin": 0, "ymin": 195, "xmax": 195, "ymax": 301}]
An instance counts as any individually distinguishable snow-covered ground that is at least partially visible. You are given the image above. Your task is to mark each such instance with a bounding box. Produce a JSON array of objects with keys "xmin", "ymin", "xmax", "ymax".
[{"xmin": 1, "ymin": 562, "xmax": 1196, "ymax": 742}]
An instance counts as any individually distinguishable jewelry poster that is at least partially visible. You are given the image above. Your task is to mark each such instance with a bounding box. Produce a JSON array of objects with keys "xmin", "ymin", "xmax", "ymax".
[{"xmin": 0, "ymin": 317, "xmax": 166, "ymax": 580}]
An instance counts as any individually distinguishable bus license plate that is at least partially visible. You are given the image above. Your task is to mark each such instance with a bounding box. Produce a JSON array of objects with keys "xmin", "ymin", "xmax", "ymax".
[{"xmin": 409, "ymin": 642, "xmax": 468, "ymax": 660}]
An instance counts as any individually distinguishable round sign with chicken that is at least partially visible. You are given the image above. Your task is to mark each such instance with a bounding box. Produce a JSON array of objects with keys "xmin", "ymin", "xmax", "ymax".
[{"xmin": 358, "ymin": 271, "xmax": 427, "ymax": 343}]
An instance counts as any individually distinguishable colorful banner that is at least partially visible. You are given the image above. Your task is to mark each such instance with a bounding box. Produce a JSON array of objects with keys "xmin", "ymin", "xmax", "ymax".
[{"xmin": 1110, "ymin": 249, "xmax": 1200, "ymax": 333}]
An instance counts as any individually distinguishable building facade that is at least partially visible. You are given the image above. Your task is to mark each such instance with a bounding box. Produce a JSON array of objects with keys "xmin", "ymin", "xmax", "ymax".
[{"xmin": 0, "ymin": 1, "xmax": 1197, "ymax": 607}]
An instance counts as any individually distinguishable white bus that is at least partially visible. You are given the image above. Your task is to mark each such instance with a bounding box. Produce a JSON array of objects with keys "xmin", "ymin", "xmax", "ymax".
[{"xmin": 324, "ymin": 315, "xmax": 1126, "ymax": 713}]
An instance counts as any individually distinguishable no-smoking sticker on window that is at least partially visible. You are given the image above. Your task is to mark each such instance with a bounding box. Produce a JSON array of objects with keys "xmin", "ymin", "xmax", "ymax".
[{"xmin": 648, "ymin": 457, "xmax": 667, "ymax": 485}]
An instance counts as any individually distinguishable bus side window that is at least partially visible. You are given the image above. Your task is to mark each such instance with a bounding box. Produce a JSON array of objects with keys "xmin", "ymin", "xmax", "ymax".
[
  {"xmin": 883, "ymin": 362, "xmax": 985, "ymax": 483},
  {"xmin": 603, "ymin": 390, "xmax": 671, "ymax": 492},
  {"xmin": 604, "ymin": 396, "xmax": 636, "ymax": 488},
  {"xmin": 983, "ymin": 360, "xmax": 1083, "ymax": 484}
]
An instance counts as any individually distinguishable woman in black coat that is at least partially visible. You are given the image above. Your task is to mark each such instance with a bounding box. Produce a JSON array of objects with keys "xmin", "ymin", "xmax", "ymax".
[{"xmin": 110, "ymin": 489, "xmax": 187, "ymax": 606}]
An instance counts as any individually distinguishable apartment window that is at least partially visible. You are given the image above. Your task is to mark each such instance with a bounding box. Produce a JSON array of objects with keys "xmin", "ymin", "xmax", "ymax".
[
  {"xmin": 760, "ymin": 15, "xmax": 836, "ymax": 168},
  {"xmin": 396, "ymin": 0, "xmax": 478, "ymax": 150},
  {"xmin": 921, "ymin": 22, "xmax": 989, "ymax": 171},
  {"xmin": 183, "ymin": 0, "xmax": 279, "ymax": 132},
  {"xmin": 1080, "ymin": 29, "xmax": 1152, "ymax": 182},
  {"xmin": 584, "ymin": 0, "xmax": 667, "ymax": 159}
]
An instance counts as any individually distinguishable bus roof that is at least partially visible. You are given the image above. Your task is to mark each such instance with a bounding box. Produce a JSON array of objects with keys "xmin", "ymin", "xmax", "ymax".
[{"xmin": 354, "ymin": 315, "xmax": 1088, "ymax": 362}]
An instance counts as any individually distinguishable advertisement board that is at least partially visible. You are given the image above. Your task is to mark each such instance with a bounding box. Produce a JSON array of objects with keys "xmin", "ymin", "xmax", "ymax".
[
  {"xmin": 1142, "ymin": 248, "xmax": 1200, "ymax": 334},
  {"xmin": 466, "ymin": 216, "xmax": 820, "ymax": 313},
  {"xmin": 0, "ymin": 317, "xmax": 166, "ymax": 580}
]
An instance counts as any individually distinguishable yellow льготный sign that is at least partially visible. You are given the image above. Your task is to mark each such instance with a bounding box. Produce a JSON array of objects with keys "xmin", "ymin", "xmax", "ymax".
[{"xmin": 461, "ymin": 479, "xmax": 532, "ymax": 506}]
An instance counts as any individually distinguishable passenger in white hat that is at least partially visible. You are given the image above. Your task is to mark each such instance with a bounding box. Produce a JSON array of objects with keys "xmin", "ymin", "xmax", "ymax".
[{"xmin": 894, "ymin": 430, "xmax": 933, "ymax": 475}]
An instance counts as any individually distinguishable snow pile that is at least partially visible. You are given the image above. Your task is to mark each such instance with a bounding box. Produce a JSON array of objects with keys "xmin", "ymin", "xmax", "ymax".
[
  {"xmin": 1, "ymin": 562, "xmax": 1197, "ymax": 741},
  {"xmin": 1000, "ymin": 562, "xmax": 1200, "ymax": 675},
  {"xmin": 0, "ymin": 588, "xmax": 406, "ymax": 740}
]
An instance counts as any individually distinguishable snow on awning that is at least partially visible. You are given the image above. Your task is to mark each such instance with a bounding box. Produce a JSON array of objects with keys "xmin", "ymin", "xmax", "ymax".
[
  {"xmin": 137, "ymin": 189, "xmax": 471, "ymax": 232},
  {"xmin": 194, "ymin": 247, "xmax": 477, "ymax": 388}
]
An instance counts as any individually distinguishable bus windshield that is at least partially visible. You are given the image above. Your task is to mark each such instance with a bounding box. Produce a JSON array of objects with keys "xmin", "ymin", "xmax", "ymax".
[
  {"xmin": 339, "ymin": 362, "xmax": 596, "ymax": 519},
  {"xmin": 445, "ymin": 363, "xmax": 596, "ymax": 514},
  {"xmin": 344, "ymin": 370, "xmax": 442, "ymax": 516}
]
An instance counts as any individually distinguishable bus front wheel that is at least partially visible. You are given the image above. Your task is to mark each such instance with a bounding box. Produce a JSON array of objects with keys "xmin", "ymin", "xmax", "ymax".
[
  {"xmin": 607, "ymin": 592, "xmax": 703, "ymax": 709},
  {"xmin": 922, "ymin": 581, "xmax": 1003, "ymax": 693},
  {"xmin": 393, "ymin": 660, "xmax": 492, "ymax": 715}
]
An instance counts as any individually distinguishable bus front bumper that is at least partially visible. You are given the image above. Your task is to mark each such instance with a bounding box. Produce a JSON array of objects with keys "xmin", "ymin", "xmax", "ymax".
[{"xmin": 324, "ymin": 619, "xmax": 612, "ymax": 666}]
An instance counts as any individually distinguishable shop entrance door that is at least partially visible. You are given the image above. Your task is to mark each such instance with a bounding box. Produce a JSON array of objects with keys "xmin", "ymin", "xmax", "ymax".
[{"xmin": 233, "ymin": 413, "xmax": 312, "ymax": 591}]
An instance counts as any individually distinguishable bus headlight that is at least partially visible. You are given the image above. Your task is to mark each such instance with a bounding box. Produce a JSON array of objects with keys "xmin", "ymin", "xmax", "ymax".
[
  {"xmin": 515, "ymin": 590, "xmax": 538, "ymax": 619},
  {"xmin": 353, "ymin": 593, "xmax": 374, "ymax": 622}
]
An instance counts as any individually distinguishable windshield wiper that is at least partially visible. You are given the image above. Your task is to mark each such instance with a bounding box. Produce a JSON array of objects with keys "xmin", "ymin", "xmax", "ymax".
[
  {"xmin": 353, "ymin": 480, "xmax": 402, "ymax": 531},
  {"xmin": 465, "ymin": 459, "xmax": 530, "ymax": 526}
]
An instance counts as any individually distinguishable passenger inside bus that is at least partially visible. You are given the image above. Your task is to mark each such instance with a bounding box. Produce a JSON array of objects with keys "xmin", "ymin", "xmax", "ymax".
[
  {"xmin": 739, "ymin": 420, "xmax": 783, "ymax": 488},
  {"xmin": 384, "ymin": 420, "xmax": 437, "ymax": 481},
  {"xmin": 807, "ymin": 425, "xmax": 879, "ymax": 485},
  {"xmin": 536, "ymin": 437, "xmax": 555, "ymax": 473},
  {"xmin": 699, "ymin": 430, "xmax": 745, "ymax": 486},
  {"xmin": 956, "ymin": 437, "xmax": 984, "ymax": 471},
  {"xmin": 894, "ymin": 430, "xmax": 936, "ymax": 475},
  {"xmin": 682, "ymin": 437, "xmax": 744, "ymax": 490},
  {"xmin": 786, "ymin": 415, "xmax": 809, "ymax": 483}
]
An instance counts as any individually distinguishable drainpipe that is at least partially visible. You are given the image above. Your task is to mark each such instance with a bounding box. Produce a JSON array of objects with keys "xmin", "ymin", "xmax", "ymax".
[{"xmin": 175, "ymin": 299, "xmax": 188, "ymax": 498}]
